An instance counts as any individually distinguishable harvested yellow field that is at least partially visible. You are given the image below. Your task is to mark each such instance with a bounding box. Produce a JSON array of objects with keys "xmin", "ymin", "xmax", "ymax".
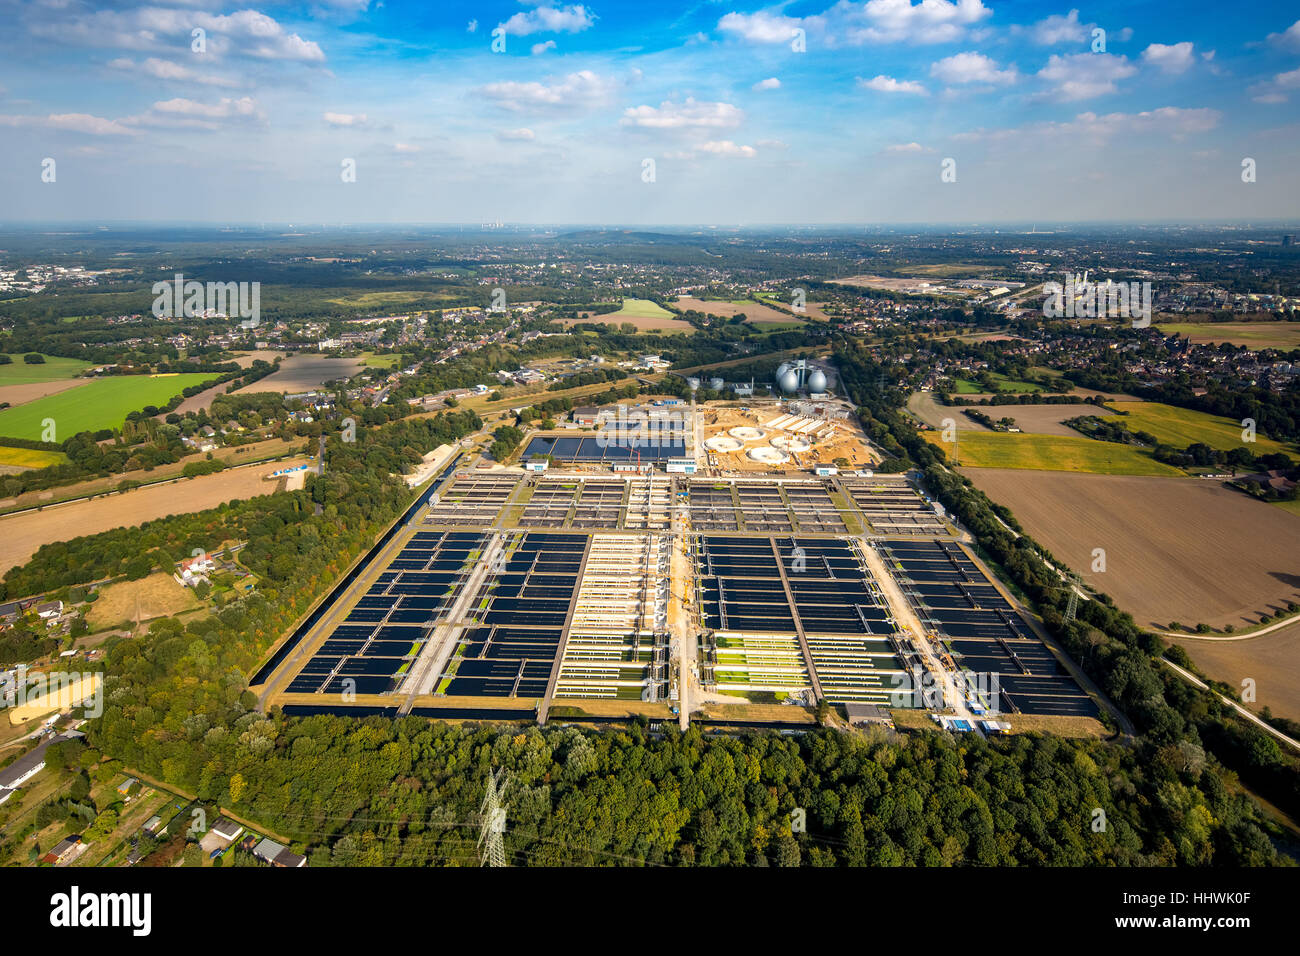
[
  {"xmin": 87, "ymin": 572, "xmax": 202, "ymax": 630},
  {"xmin": 0, "ymin": 458, "xmax": 304, "ymax": 575}
]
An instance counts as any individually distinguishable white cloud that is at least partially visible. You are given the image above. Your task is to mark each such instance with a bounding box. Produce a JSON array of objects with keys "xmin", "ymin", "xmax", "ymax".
[
  {"xmin": 478, "ymin": 71, "xmax": 616, "ymax": 111},
  {"xmin": 621, "ymin": 98, "xmax": 744, "ymax": 130},
  {"xmin": 853, "ymin": 0, "xmax": 993, "ymax": 44},
  {"xmin": 393, "ymin": 143, "xmax": 421, "ymax": 153},
  {"xmin": 930, "ymin": 52, "xmax": 1017, "ymax": 86},
  {"xmin": 1266, "ymin": 19, "xmax": 1300, "ymax": 52},
  {"xmin": 0, "ymin": 112, "xmax": 136, "ymax": 136},
  {"xmin": 48, "ymin": 113, "xmax": 136, "ymax": 135},
  {"xmin": 30, "ymin": 8, "xmax": 325, "ymax": 63},
  {"xmin": 498, "ymin": 128, "xmax": 537, "ymax": 141},
  {"xmin": 717, "ymin": 11, "xmax": 802, "ymax": 44},
  {"xmin": 666, "ymin": 140, "xmax": 757, "ymax": 159},
  {"xmin": 698, "ymin": 140, "xmax": 756, "ymax": 157},
  {"xmin": 858, "ymin": 74, "xmax": 927, "ymax": 95},
  {"xmin": 500, "ymin": 3, "xmax": 595, "ymax": 37},
  {"xmin": 717, "ymin": 0, "xmax": 992, "ymax": 47},
  {"xmin": 532, "ymin": 40, "xmax": 557, "ymax": 55},
  {"xmin": 324, "ymin": 112, "xmax": 368, "ymax": 127},
  {"xmin": 108, "ymin": 57, "xmax": 238, "ymax": 88},
  {"xmin": 1018, "ymin": 9, "xmax": 1089, "ymax": 45},
  {"xmin": 1036, "ymin": 53, "xmax": 1136, "ymax": 100},
  {"xmin": 1141, "ymin": 42, "xmax": 1195, "ymax": 75},
  {"xmin": 128, "ymin": 96, "xmax": 264, "ymax": 130},
  {"xmin": 1250, "ymin": 66, "xmax": 1300, "ymax": 104},
  {"xmin": 883, "ymin": 142, "xmax": 934, "ymax": 152},
  {"xmin": 753, "ymin": 77, "xmax": 781, "ymax": 91},
  {"xmin": 956, "ymin": 106, "xmax": 1221, "ymax": 143}
]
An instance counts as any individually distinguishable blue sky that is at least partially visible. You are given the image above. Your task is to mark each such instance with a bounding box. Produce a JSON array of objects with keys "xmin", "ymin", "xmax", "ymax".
[{"xmin": 1, "ymin": 0, "xmax": 1298, "ymax": 224}]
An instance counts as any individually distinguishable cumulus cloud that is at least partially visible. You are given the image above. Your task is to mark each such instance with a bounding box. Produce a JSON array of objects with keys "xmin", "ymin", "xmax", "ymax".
[
  {"xmin": 854, "ymin": 0, "xmax": 993, "ymax": 44},
  {"xmin": 1266, "ymin": 19, "xmax": 1300, "ymax": 52},
  {"xmin": 697, "ymin": 140, "xmax": 756, "ymax": 157},
  {"xmin": 752, "ymin": 77, "xmax": 781, "ymax": 91},
  {"xmin": 323, "ymin": 112, "xmax": 368, "ymax": 127},
  {"xmin": 1249, "ymin": 66, "xmax": 1300, "ymax": 104},
  {"xmin": 1016, "ymin": 9, "xmax": 1090, "ymax": 45},
  {"xmin": 717, "ymin": 0, "xmax": 992, "ymax": 47},
  {"xmin": 1141, "ymin": 42, "xmax": 1195, "ymax": 74},
  {"xmin": 930, "ymin": 51, "xmax": 1017, "ymax": 86},
  {"xmin": 32, "ymin": 8, "xmax": 325, "ymax": 63},
  {"xmin": 499, "ymin": 3, "xmax": 595, "ymax": 37},
  {"xmin": 621, "ymin": 98, "xmax": 744, "ymax": 130},
  {"xmin": 955, "ymin": 106, "xmax": 1221, "ymax": 143},
  {"xmin": 858, "ymin": 74, "xmax": 928, "ymax": 94},
  {"xmin": 666, "ymin": 140, "xmax": 757, "ymax": 159},
  {"xmin": 478, "ymin": 71, "xmax": 616, "ymax": 111},
  {"xmin": 0, "ymin": 112, "xmax": 136, "ymax": 135},
  {"xmin": 108, "ymin": 57, "xmax": 238, "ymax": 88},
  {"xmin": 532, "ymin": 40, "xmax": 557, "ymax": 55},
  {"xmin": 128, "ymin": 96, "xmax": 265, "ymax": 130},
  {"xmin": 1036, "ymin": 53, "xmax": 1136, "ymax": 100},
  {"xmin": 717, "ymin": 11, "xmax": 802, "ymax": 44}
]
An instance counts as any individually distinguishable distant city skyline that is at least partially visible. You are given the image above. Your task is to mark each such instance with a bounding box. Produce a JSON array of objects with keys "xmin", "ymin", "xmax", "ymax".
[{"xmin": 1, "ymin": 1, "xmax": 1298, "ymax": 224}]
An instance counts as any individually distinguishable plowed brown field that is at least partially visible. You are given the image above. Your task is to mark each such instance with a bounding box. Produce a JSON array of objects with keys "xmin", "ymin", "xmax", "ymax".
[{"xmin": 967, "ymin": 469, "xmax": 1300, "ymax": 630}]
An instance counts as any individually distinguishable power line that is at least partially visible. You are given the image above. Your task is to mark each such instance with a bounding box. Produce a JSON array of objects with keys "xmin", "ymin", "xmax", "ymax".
[{"xmin": 477, "ymin": 768, "xmax": 508, "ymax": 867}]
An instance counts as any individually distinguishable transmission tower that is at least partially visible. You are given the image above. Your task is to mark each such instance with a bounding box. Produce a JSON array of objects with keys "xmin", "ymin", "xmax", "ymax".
[
  {"xmin": 1064, "ymin": 571, "xmax": 1083, "ymax": 622},
  {"xmin": 477, "ymin": 769, "xmax": 509, "ymax": 867}
]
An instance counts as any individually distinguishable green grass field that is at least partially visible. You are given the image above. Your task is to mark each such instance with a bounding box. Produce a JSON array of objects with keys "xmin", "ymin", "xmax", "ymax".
[
  {"xmin": 950, "ymin": 374, "xmax": 1044, "ymax": 394},
  {"xmin": 1107, "ymin": 402, "xmax": 1296, "ymax": 456},
  {"xmin": 752, "ymin": 322, "xmax": 806, "ymax": 332},
  {"xmin": 0, "ymin": 373, "xmax": 217, "ymax": 440},
  {"xmin": 0, "ymin": 354, "xmax": 93, "ymax": 384},
  {"xmin": 359, "ymin": 352, "xmax": 402, "ymax": 368},
  {"xmin": 0, "ymin": 446, "xmax": 68, "ymax": 469},
  {"xmin": 923, "ymin": 430, "xmax": 1186, "ymax": 475},
  {"xmin": 612, "ymin": 298, "xmax": 674, "ymax": 319}
]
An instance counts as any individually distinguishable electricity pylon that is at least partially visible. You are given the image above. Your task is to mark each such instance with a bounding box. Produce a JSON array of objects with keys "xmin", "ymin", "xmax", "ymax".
[
  {"xmin": 478, "ymin": 769, "xmax": 509, "ymax": 867},
  {"xmin": 1064, "ymin": 571, "xmax": 1083, "ymax": 622}
]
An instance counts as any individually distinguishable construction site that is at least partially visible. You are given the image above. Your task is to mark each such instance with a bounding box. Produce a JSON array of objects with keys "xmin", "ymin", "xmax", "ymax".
[{"xmin": 699, "ymin": 401, "xmax": 876, "ymax": 473}]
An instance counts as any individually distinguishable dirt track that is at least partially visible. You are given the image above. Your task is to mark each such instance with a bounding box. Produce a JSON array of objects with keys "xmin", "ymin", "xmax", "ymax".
[
  {"xmin": 0, "ymin": 458, "xmax": 306, "ymax": 575},
  {"xmin": 967, "ymin": 469, "xmax": 1300, "ymax": 630}
]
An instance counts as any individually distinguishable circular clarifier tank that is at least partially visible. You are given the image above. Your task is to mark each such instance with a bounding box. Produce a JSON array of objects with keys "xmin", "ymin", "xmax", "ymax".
[
  {"xmin": 728, "ymin": 426, "xmax": 767, "ymax": 442},
  {"xmin": 704, "ymin": 435, "xmax": 744, "ymax": 453},
  {"xmin": 771, "ymin": 434, "xmax": 812, "ymax": 453},
  {"xmin": 747, "ymin": 445, "xmax": 790, "ymax": 464}
]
